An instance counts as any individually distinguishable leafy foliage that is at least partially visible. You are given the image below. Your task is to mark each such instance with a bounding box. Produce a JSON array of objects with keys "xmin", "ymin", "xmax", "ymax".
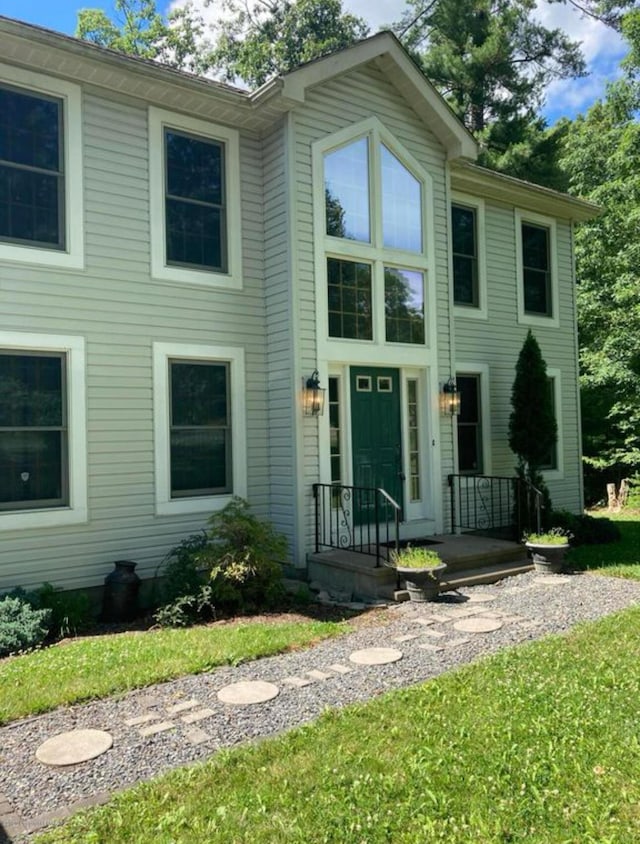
[
  {"xmin": 154, "ymin": 498, "xmax": 287, "ymax": 625},
  {"xmin": 208, "ymin": 0, "xmax": 369, "ymax": 87},
  {"xmin": 0, "ymin": 595, "xmax": 51, "ymax": 657},
  {"xmin": 390, "ymin": 546, "xmax": 442, "ymax": 569},
  {"xmin": 30, "ymin": 583, "xmax": 92, "ymax": 639},
  {"xmin": 551, "ymin": 509, "xmax": 621, "ymax": 545}
]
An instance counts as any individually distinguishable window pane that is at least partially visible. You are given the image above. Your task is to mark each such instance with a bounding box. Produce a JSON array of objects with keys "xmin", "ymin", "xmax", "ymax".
[
  {"xmin": 166, "ymin": 199, "xmax": 224, "ymax": 271},
  {"xmin": 523, "ymin": 269, "xmax": 550, "ymax": 315},
  {"xmin": 540, "ymin": 377, "xmax": 557, "ymax": 470},
  {"xmin": 0, "ymin": 87, "xmax": 60, "ymax": 171},
  {"xmin": 0, "ymin": 354, "xmax": 63, "ymax": 427},
  {"xmin": 381, "ymin": 145, "xmax": 422, "ymax": 252},
  {"xmin": 522, "ymin": 224, "xmax": 549, "ymax": 271},
  {"xmin": 0, "ymin": 430, "xmax": 64, "ymax": 506},
  {"xmin": 329, "ymin": 376, "xmax": 341, "ymax": 484},
  {"xmin": 166, "ymin": 131, "xmax": 223, "ymax": 204},
  {"xmin": 170, "ymin": 362, "xmax": 228, "ymax": 426},
  {"xmin": 452, "ymin": 205, "xmax": 478, "ymax": 307},
  {"xmin": 0, "ymin": 166, "xmax": 60, "ymax": 245},
  {"xmin": 327, "ymin": 258, "xmax": 372, "ymax": 340},
  {"xmin": 169, "ymin": 360, "xmax": 231, "ymax": 497},
  {"xmin": 384, "ymin": 267, "xmax": 425, "ymax": 344},
  {"xmin": 324, "ymin": 138, "xmax": 370, "ymax": 241},
  {"xmin": 407, "ymin": 379, "xmax": 421, "ymax": 501},
  {"xmin": 170, "ymin": 429, "xmax": 228, "ymax": 495}
]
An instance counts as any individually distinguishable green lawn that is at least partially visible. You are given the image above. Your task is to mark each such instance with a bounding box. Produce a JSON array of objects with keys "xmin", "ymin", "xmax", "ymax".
[
  {"xmin": 0, "ymin": 618, "xmax": 347, "ymax": 725},
  {"xmin": 37, "ymin": 606, "xmax": 640, "ymax": 844},
  {"xmin": 569, "ymin": 512, "xmax": 640, "ymax": 579}
]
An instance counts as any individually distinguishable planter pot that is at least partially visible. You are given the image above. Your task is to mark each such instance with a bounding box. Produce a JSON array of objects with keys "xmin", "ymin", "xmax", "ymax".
[
  {"xmin": 526, "ymin": 542, "xmax": 570, "ymax": 574},
  {"xmin": 397, "ymin": 563, "xmax": 448, "ymax": 602}
]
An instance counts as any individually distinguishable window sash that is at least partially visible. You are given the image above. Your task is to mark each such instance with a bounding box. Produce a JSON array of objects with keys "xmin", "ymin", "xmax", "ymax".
[
  {"xmin": 168, "ymin": 359, "xmax": 232, "ymax": 497},
  {"xmin": 0, "ymin": 84, "xmax": 65, "ymax": 250},
  {"xmin": 327, "ymin": 257, "xmax": 373, "ymax": 340},
  {"xmin": 457, "ymin": 374, "xmax": 483, "ymax": 474},
  {"xmin": 451, "ymin": 205, "xmax": 478, "ymax": 307},
  {"xmin": 0, "ymin": 350, "xmax": 68, "ymax": 510},
  {"xmin": 522, "ymin": 223, "xmax": 551, "ymax": 316}
]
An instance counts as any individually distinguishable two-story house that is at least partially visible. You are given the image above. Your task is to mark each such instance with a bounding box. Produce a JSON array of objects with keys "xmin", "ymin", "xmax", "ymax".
[{"xmin": 0, "ymin": 17, "xmax": 597, "ymax": 595}]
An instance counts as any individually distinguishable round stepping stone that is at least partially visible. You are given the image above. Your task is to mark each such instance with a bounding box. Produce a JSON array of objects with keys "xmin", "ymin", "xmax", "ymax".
[
  {"xmin": 36, "ymin": 729, "xmax": 113, "ymax": 767},
  {"xmin": 466, "ymin": 592, "xmax": 495, "ymax": 604},
  {"xmin": 217, "ymin": 680, "xmax": 279, "ymax": 705},
  {"xmin": 349, "ymin": 647, "xmax": 403, "ymax": 666},
  {"xmin": 453, "ymin": 617, "xmax": 503, "ymax": 634},
  {"xmin": 534, "ymin": 574, "xmax": 572, "ymax": 586}
]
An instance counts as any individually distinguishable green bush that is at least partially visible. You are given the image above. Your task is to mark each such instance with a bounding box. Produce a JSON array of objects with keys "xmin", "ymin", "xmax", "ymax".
[
  {"xmin": 32, "ymin": 583, "xmax": 92, "ymax": 638},
  {"xmin": 551, "ymin": 510, "xmax": 621, "ymax": 546},
  {"xmin": 153, "ymin": 499, "xmax": 287, "ymax": 625},
  {"xmin": 0, "ymin": 595, "xmax": 51, "ymax": 657}
]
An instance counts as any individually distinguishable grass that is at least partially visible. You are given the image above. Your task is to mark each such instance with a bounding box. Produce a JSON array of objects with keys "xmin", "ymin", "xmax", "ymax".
[
  {"xmin": 0, "ymin": 618, "xmax": 347, "ymax": 725},
  {"xmin": 36, "ymin": 605, "xmax": 640, "ymax": 844},
  {"xmin": 569, "ymin": 511, "xmax": 640, "ymax": 580}
]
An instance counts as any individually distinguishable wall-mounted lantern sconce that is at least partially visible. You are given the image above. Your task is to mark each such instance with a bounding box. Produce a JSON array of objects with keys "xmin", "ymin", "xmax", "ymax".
[
  {"xmin": 441, "ymin": 377, "xmax": 461, "ymax": 416},
  {"xmin": 303, "ymin": 370, "xmax": 326, "ymax": 417}
]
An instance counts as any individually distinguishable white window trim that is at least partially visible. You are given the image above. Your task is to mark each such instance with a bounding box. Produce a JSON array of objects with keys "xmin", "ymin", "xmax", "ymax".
[
  {"xmin": 542, "ymin": 367, "xmax": 564, "ymax": 480},
  {"xmin": 0, "ymin": 331, "xmax": 87, "ymax": 530},
  {"xmin": 451, "ymin": 192, "xmax": 487, "ymax": 320},
  {"xmin": 153, "ymin": 342, "xmax": 247, "ymax": 516},
  {"xmin": 515, "ymin": 209, "xmax": 559, "ymax": 328},
  {"xmin": 455, "ymin": 363, "xmax": 492, "ymax": 476},
  {"xmin": 0, "ymin": 64, "xmax": 84, "ymax": 270},
  {"xmin": 149, "ymin": 107, "xmax": 242, "ymax": 290}
]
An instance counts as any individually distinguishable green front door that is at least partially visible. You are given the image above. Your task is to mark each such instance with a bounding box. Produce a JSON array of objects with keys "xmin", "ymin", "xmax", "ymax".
[{"xmin": 350, "ymin": 367, "xmax": 403, "ymax": 524}]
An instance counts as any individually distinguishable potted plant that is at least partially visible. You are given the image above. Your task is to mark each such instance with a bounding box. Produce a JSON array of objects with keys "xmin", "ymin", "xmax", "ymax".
[
  {"xmin": 524, "ymin": 527, "xmax": 573, "ymax": 574},
  {"xmin": 389, "ymin": 546, "xmax": 447, "ymax": 602}
]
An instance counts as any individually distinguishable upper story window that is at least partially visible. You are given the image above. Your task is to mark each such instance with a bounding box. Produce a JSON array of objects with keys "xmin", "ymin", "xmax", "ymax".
[
  {"xmin": 320, "ymin": 121, "xmax": 430, "ymax": 349},
  {"xmin": 324, "ymin": 137, "xmax": 423, "ymax": 254},
  {"xmin": 149, "ymin": 108, "xmax": 241, "ymax": 290},
  {"xmin": 522, "ymin": 223, "xmax": 551, "ymax": 316},
  {"xmin": 0, "ymin": 65, "xmax": 83, "ymax": 270},
  {"xmin": 451, "ymin": 194, "xmax": 486, "ymax": 319},
  {"xmin": 516, "ymin": 210, "xmax": 559, "ymax": 328},
  {"xmin": 0, "ymin": 85, "xmax": 64, "ymax": 250},
  {"xmin": 165, "ymin": 130, "xmax": 226, "ymax": 273},
  {"xmin": 451, "ymin": 204, "xmax": 477, "ymax": 306}
]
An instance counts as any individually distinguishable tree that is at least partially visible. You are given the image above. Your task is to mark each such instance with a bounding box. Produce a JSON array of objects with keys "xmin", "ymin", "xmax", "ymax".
[
  {"xmin": 560, "ymin": 78, "xmax": 640, "ymax": 499},
  {"xmin": 208, "ymin": 0, "xmax": 369, "ymax": 87},
  {"xmin": 395, "ymin": 0, "xmax": 585, "ymax": 186},
  {"xmin": 509, "ymin": 330, "xmax": 557, "ymax": 528},
  {"xmin": 76, "ymin": 0, "xmax": 214, "ymax": 74}
]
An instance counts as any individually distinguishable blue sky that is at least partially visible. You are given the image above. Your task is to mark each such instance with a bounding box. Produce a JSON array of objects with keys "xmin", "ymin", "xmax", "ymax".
[{"xmin": 0, "ymin": 0, "xmax": 629, "ymax": 124}]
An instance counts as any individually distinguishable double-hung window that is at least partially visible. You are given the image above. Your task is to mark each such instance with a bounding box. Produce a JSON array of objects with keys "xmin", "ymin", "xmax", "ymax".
[
  {"xmin": 0, "ymin": 65, "xmax": 83, "ymax": 268},
  {"xmin": 0, "ymin": 331, "xmax": 87, "ymax": 530},
  {"xmin": 149, "ymin": 108, "xmax": 241, "ymax": 289},
  {"xmin": 516, "ymin": 210, "xmax": 558, "ymax": 327},
  {"xmin": 153, "ymin": 342, "xmax": 246, "ymax": 515},
  {"xmin": 451, "ymin": 195, "xmax": 486, "ymax": 318}
]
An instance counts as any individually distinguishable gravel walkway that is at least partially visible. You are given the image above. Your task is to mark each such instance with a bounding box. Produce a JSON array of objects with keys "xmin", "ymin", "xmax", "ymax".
[{"xmin": 3, "ymin": 570, "xmax": 640, "ymax": 840}]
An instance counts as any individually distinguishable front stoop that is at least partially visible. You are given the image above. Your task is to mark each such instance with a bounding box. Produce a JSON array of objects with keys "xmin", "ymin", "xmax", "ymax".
[
  {"xmin": 308, "ymin": 535, "xmax": 531, "ymax": 601},
  {"xmin": 307, "ymin": 550, "xmax": 397, "ymax": 601}
]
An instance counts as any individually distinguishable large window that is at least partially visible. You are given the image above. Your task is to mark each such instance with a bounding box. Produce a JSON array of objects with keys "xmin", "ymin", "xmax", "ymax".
[
  {"xmin": 0, "ymin": 65, "xmax": 83, "ymax": 269},
  {"xmin": 149, "ymin": 108, "xmax": 241, "ymax": 289},
  {"xmin": 0, "ymin": 332, "xmax": 87, "ymax": 531},
  {"xmin": 169, "ymin": 360, "xmax": 231, "ymax": 497},
  {"xmin": 0, "ymin": 85, "xmax": 63, "ymax": 250},
  {"xmin": 153, "ymin": 342, "xmax": 246, "ymax": 515},
  {"xmin": 322, "ymin": 124, "xmax": 428, "ymax": 347},
  {"xmin": 0, "ymin": 352, "xmax": 67, "ymax": 510},
  {"xmin": 456, "ymin": 374, "xmax": 483, "ymax": 473}
]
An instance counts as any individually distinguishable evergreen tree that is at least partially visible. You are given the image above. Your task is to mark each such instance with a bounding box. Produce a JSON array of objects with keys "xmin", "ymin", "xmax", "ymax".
[{"xmin": 509, "ymin": 330, "xmax": 557, "ymax": 529}]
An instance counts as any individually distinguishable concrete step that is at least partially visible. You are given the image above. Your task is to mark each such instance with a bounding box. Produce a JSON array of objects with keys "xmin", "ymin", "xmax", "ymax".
[{"xmin": 440, "ymin": 559, "xmax": 533, "ymax": 590}]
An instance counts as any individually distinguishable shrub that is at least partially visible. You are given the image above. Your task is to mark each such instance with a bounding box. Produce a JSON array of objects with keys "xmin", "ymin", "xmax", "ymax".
[
  {"xmin": 0, "ymin": 595, "xmax": 51, "ymax": 657},
  {"xmin": 153, "ymin": 499, "xmax": 287, "ymax": 624},
  {"xmin": 32, "ymin": 583, "xmax": 92, "ymax": 638},
  {"xmin": 391, "ymin": 546, "xmax": 442, "ymax": 569},
  {"xmin": 202, "ymin": 498, "xmax": 287, "ymax": 612},
  {"xmin": 551, "ymin": 510, "xmax": 621, "ymax": 546}
]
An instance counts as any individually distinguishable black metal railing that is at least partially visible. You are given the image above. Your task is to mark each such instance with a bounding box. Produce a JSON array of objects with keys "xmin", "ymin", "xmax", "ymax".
[
  {"xmin": 313, "ymin": 483, "xmax": 401, "ymax": 566},
  {"xmin": 448, "ymin": 474, "xmax": 542, "ymax": 538}
]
